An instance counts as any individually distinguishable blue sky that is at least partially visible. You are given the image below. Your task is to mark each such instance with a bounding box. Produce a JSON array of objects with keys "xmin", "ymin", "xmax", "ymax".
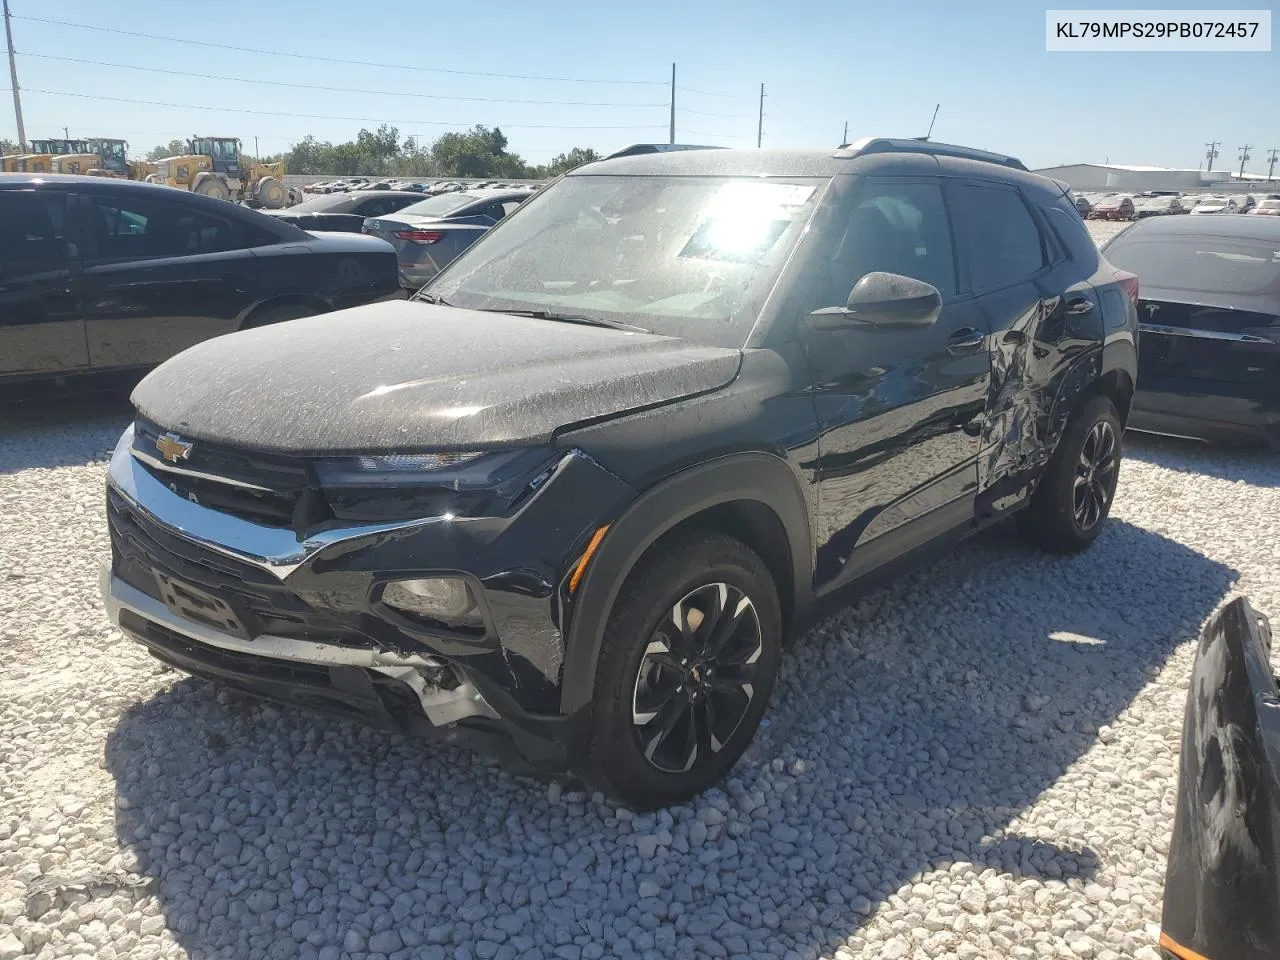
[{"xmin": 2, "ymin": 0, "xmax": 1275, "ymax": 171}]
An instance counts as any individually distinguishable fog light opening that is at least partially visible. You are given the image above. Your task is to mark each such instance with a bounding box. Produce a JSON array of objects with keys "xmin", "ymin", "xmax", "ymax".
[
  {"xmin": 417, "ymin": 659, "xmax": 462, "ymax": 691},
  {"xmin": 381, "ymin": 576, "xmax": 483, "ymax": 631}
]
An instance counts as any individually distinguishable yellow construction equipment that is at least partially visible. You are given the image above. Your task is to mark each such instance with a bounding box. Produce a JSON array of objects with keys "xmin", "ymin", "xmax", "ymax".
[
  {"xmin": 150, "ymin": 135, "xmax": 288, "ymax": 209},
  {"xmin": 11, "ymin": 138, "xmax": 89, "ymax": 173},
  {"xmin": 50, "ymin": 138, "xmax": 154, "ymax": 180}
]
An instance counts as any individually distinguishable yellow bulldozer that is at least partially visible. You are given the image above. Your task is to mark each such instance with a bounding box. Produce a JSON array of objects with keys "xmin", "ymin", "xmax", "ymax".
[
  {"xmin": 148, "ymin": 136, "xmax": 288, "ymax": 209},
  {"xmin": 49, "ymin": 138, "xmax": 156, "ymax": 180},
  {"xmin": 8, "ymin": 138, "xmax": 89, "ymax": 173}
]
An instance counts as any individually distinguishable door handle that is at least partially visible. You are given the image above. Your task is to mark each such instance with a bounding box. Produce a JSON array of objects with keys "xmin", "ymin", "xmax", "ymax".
[
  {"xmin": 946, "ymin": 327, "xmax": 986, "ymax": 354},
  {"xmin": 1064, "ymin": 297, "xmax": 1094, "ymax": 316}
]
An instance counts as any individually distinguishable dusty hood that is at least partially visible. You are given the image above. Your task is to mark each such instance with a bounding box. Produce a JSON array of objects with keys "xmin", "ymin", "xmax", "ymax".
[{"xmin": 131, "ymin": 301, "xmax": 741, "ymax": 452}]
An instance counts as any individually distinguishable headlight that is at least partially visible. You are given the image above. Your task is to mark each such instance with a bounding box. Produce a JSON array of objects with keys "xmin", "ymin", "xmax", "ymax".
[
  {"xmin": 380, "ymin": 576, "xmax": 483, "ymax": 630},
  {"xmin": 314, "ymin": 449, "xmax": 541, "ymax": 489}
]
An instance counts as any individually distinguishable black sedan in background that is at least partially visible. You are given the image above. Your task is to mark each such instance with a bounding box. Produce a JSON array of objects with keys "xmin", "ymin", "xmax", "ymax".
[
  {"xmin": 1102, "ymin": 215, "xmax": 1280, "ymax": 447},
  {"xmin": 361, "ymin": 188, "xmax": 531, "ymax": 289},
  {"xmin": 0, "ymin": 174, "xmax": 400, "ymax": 386},
  {"xmin": 265, "ymin": 191, "xmax": 428, "ymax": 234}
]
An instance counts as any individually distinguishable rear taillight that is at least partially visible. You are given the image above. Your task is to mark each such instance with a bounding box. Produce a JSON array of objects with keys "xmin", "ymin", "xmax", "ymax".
[
  {"xmin": 394, "ymin": 230, "xmax": 444, "ymax": 245},
  {"xmin": 1114, "ymin": 270, "xmax": 1139, "ymax": 306}
]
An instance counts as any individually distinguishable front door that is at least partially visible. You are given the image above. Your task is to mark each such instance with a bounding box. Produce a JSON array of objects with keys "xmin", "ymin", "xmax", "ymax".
[
  {"xmin": 0, "ymin": 189, "xmax": 87, "ymax": 376},
  {"xmin": 804, "ymin": 178, "xmax": 990, "ymax": 591}
]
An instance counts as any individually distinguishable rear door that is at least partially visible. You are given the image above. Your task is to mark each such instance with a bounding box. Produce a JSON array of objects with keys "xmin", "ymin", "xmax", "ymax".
[
  {"xmin": 80, "ymin": 193, "xmax": 255, "ymax": 368},
  {"xmin": 0, "ymin": 189, "xmax": 88, "ymax": 375},
  {"xmin": 947, "ymin": 180, "xmax": 1103, "ymax": 509}
]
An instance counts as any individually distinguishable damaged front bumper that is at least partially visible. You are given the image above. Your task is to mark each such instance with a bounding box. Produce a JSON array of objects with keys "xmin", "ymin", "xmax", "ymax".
[
  {"xmin": 1160, "ymin": 597, "xmax": 1280, "ymax": 960},
  {"xmin": 100, "ymin": 425, "xmax": 633, "ymax": 773}
]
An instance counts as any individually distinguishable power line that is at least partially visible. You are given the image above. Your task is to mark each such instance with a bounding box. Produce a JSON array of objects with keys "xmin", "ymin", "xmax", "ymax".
[
  {"xmin": 14, "ymin": 14, "xmax": 667, "ymax": 86},
  {"xmin": 676, "ymin": 85, "xmax": 743, "ymax": 100},
  {"xmin": 680, "ymin": 128, "xmax": 756, "ymax": 140},
  {"xmin": 9, "ymin": 88, "xmax": 670, "ymax": 130},
  {"xmin": 16, "ymin": 52, "xmax": 669, "ymax": 108},
  {"xmin": 676, "ymin": 105, "xmax": 754, "ymax": 119}
]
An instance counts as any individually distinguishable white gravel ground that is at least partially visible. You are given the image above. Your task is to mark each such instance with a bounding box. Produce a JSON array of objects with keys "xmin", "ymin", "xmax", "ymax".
[{"xmin": 2, "ymin": 218, "xmax": 1276, "ymax": 960}]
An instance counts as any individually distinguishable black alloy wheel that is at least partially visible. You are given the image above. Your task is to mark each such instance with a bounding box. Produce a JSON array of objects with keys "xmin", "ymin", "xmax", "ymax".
[
  {"xmin": 630, "ymin": 582, "xmax": 764, "ymax": 774},
  {"xmin": 1073, "ymin": 419, "xmax": 1118, "ymax": 531}
]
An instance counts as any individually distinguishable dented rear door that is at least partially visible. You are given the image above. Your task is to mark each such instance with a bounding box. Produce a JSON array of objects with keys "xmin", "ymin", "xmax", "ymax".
[{"xmin": 947, "ymin": 179, "xmax": 1105, "ymax": 511}]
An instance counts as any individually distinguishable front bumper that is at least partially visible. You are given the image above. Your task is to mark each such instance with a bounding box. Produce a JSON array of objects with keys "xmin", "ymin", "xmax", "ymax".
[{"xmin": 101, "ymin": 425, "xmax": 634, "ymax": 771}]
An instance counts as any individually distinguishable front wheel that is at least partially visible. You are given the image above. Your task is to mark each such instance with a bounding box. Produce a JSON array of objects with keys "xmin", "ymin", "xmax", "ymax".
[
  {"xmin": 1018, "ymin": 394, "xmax": 1122, "ymax": 554},
  {"xmin": 582, "ymin": 532, "xmax": 782, "ymax": 809}
]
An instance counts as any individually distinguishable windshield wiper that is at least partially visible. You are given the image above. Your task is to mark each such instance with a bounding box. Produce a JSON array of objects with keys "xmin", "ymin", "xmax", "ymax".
[
  {"xmin": 412, "ymin": 290, "xmax": 451, "ymax": 305},
  {"xmin": 479, "ymin": 308, "xmax": 651, "ymax": 334}
]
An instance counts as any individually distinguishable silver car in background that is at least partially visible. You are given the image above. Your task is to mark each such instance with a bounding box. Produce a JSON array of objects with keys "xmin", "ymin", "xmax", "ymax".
[{"xmin": 361, "ymin": 189, "xmax": 531, "ymax": 290}]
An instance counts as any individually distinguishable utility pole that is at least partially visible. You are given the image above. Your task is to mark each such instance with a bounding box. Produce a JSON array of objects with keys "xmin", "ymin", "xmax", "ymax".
[
  {"xmin": 254, "ymin": 135, "xmax": 259, "ymax": 160},
  {"xmin": 1237, "ymin": 144, "xmax": 1251, "ymax": 179},
  {"xmin": 3, "ymin": 0, "xmax": 26, "ymax": 150},
  {"xmin": 63, "ymin": 125, "xmax": 68, "ymax": 139},
  {"xmin": 756, "ymin": 83, "xmax": 764, "ymax": 149},
  {"xmin": 842, "ymin": 121, "xmax": 848, "ymax": 147},
  {"xmin": 668, "ymin": 63, "xmax": 675, "ymax": 145},
  {"xmin": 1266, "ymin": 148, "xmax": 1279, "ymax": 181},
  {"xmin": 1204, "ymin": 140, "xmax": 1220, "ymax": 174}
]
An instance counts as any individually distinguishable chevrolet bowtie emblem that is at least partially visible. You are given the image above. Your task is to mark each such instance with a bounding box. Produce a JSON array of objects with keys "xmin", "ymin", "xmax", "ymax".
[{"xmin": 156, "ymin": 432, "xmax": 194, "ymax": 463}]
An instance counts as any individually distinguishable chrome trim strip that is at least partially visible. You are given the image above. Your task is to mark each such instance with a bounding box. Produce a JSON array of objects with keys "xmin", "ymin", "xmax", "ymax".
[
  {"xmin": 107, "ymin": 425, "xmax": 449, "ymax": 581},
  {"xmin": 130, "ymin": 447, "xmax": 276, "ymax": 493},
  {"xmin": 101, "ymin": 565, "xmax": 497, "ymax": 724},
  {"xmin": 1138, "ymin": 323, "xmax": 1273, "ymax": 344}
]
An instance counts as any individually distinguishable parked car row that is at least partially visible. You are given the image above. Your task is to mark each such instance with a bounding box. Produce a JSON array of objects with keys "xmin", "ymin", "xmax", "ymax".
[{"xmin": 1078, "ymin": 189, "xmax": 1280, "ymax": 220}]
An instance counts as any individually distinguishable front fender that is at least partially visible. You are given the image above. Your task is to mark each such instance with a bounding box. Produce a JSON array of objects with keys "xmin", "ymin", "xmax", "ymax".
[{"xmin": 560, "ymin": 452, "xmax": 814, "ymax": 714}]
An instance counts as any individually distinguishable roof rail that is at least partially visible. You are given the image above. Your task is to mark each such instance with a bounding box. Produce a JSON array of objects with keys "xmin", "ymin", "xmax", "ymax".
[
  {"xmin": 834, "ymin": 137, "xmax": 1027, "ymax": 171},
  {"xmin": 604, "ymin": 143, "xmax": 727, "ymax": 160}
]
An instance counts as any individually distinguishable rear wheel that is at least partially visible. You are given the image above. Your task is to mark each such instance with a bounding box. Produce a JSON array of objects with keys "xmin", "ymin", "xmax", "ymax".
[
  {"xmin": 582, "ymin": 532, "xmax": 782, "ymax": 809},
  {"xmin": 1018, "ymin": 394, "xmax": 1122, "ymax": 553}
]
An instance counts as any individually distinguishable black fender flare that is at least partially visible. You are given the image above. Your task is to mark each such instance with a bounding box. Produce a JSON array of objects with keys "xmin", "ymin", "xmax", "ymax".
[{"xmin": 560, "ymin": 452, "xmax": 814, "ymax": 714}]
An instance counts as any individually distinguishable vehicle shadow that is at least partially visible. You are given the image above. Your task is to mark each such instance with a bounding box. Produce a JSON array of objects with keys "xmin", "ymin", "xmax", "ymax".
[
  {"xmin": 0, "ymin": 389, "xmax": 134, "ymax": 474},
  {"xmin": 101, "ymin": 518, "xmax": 1232, "ymax": 960}
]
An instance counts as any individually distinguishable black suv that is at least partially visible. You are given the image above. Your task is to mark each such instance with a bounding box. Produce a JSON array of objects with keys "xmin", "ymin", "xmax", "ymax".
[{"xmin": 100, "ymin": 140, "xmax": 1139, "ymax": 808}]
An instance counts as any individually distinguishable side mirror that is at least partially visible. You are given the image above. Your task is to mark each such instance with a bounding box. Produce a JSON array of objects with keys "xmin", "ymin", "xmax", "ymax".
[{"xmin": 808, "ymin": 272, "xmax": 943, "ymax": 331}]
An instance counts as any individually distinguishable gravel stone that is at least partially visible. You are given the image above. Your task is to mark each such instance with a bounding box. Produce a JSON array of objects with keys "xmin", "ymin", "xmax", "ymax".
[{"xmin": 0, "ymin": 289, "xmax": 1258, "ymax": 960}]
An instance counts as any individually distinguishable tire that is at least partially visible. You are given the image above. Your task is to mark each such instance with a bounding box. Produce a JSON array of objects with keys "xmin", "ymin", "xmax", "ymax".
[
  {"xmin": 1017, "ymin": 394, "xmax": 1122, "ymax": 554},
  {"xmin": 581, "ymin": 531, "xmax": 782, "ymax": 809},
  {"xmin": 241, "ymin": 303, "xmax": 319, "ymax": 330},
  {"xmin": 255, "ymin": 176, "xmax": 287, "ymax": 210},
  {"xmin": 193, "ymin": 174, "xmax": 230, "ymax": 201}
]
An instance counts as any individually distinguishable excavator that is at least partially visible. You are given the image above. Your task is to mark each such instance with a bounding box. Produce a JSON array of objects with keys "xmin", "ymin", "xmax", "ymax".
[
  {"xmin": 49, "ymin": 138, "xmax": 156, "ymax": 180},
  {"xmin": 148, "ymin": 135, "xmax": 288, "ymax": 208}
]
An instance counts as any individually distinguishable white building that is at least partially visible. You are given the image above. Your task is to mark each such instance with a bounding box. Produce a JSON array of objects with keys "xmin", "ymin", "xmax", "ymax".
[{"xmin": 1032, "ymin": 163, "xmax": 1233, "ymax": 192}]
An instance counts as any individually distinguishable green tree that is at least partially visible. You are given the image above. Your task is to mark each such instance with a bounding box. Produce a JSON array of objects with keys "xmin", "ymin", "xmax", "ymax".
[
  {"xmin": 0, "ymin": 137, "xmax": 19, "ymax": 155},
  {"xmin": 430, "ymin": 125, "xmax": 530, "ymax": 178},
  {"xmin": 544, "ymin": 147, "xmax": 601, "ymax": 177},
  {"xmin": 145, "ymin": 139, "xmax": 188, "ymax": 161}
]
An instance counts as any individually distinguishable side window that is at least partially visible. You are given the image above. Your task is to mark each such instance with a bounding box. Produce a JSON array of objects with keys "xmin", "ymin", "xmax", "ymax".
[
  {"xmin": 950, "ymin": 183, "xmax": 1046, "ymax": 290},
  {"xmin": 87, "ymin": 196, "xmax": 239, "ymax": 259},
  {"xmin": 824, "ymin": 179, "xmax": 957, "ymax": 303},
  {"xmin": 198, "ymin": 212, "xmax": 237, "ymax": 253},
  {"xmin": 499, "ymin": 199, "xmax": 525, "ymax": 217},
  {"xmin": 0, "ymin": 192, "xmax": 70, "ymax": 271},
  {"xmin": 88, "ymin": 196, "xmax": 199, "ymax": 260}
]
